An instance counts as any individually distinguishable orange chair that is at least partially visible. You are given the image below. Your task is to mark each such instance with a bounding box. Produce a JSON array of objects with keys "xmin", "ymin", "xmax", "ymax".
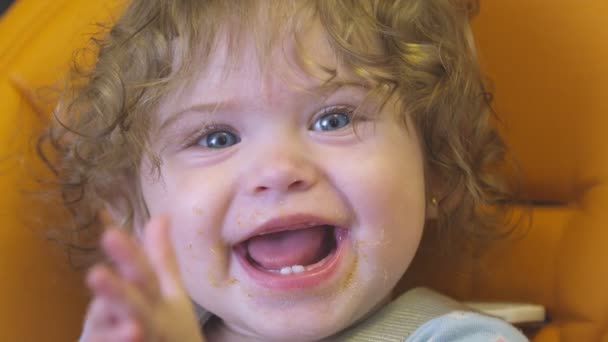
[
  {"xmin": 1, "ymin": 1, "xmax": 606, "ymax": 341},
  {"xmin": 0, "ymin": 1, "xmax": 125, "ymax": 341},
  {"xmin": 401, "ymin": 2, "xmax": 608, "ymax": 341}
]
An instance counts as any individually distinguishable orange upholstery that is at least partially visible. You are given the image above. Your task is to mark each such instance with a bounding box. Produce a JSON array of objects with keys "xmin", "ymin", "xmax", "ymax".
[
  {"xmin": 402, "ymin": 2, "xmax": 608, "ymax": 341},
  {"xmin": 1, "ymin": 1, "xmax": 606, "ymax": 341},
  {"xmin": 0, "ymin": 1, "xmax": 125, "ymax": 341}
]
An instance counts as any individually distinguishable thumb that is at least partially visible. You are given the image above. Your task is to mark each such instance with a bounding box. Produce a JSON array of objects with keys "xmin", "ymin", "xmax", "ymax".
[{"xmin": 143, "ymin": 215, "xmax": 186, "ymax": 297}]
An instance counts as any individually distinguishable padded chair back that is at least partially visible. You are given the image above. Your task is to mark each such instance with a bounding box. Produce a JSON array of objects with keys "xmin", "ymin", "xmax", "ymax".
[{"xmin": 401, "ymin": 2, "xmax": 608, "ymax": 341}]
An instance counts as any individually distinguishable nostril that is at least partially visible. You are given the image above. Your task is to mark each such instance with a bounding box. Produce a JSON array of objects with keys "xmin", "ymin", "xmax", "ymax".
[
  {"xmin": 289, "ymin": 180, "xmax": 304, "ymax": 190},
  {"xmin": 253, "ymin": 179, "xmax": 305, "ymax": 194},
  {"xmin": 254, "ymin": 185, "xmax": 269, "ymax": 193}
]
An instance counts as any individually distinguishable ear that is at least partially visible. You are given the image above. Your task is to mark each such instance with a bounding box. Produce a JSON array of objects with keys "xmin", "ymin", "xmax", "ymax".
[
  {"xmin": 425, "ymin": 170, "xmax": 442, "ymax": 220},
  {"xmin": 425, "ymin": 171, "xmax": 466, "ymax": 221},
  {"xmin": 426, "ymin": 195, "xmax": 439, "ymax": 219}
]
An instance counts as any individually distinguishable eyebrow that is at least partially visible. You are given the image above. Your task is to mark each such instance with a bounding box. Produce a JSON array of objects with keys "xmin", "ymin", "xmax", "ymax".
[
  {"xmin": 158, "ymin": 100, "xmax": 237, "ymax": 134},
  {"xmin": 158, "ymin": 82, "xmax": 368, "ymax": 134}
]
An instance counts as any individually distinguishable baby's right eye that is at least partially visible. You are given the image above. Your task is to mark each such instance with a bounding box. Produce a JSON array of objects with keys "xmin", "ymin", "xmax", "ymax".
[{"xmin": 197, "ymin": 129, "xmax": 240, "ymax": 148}]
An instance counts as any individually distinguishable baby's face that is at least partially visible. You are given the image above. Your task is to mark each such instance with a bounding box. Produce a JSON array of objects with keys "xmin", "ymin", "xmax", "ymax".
[{"xmin": 139, "ymin": 22, "xmax": 427, "ymax": 341}]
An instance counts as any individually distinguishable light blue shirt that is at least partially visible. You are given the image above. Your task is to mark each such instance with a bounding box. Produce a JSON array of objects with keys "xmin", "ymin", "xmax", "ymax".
[{"xmin": 406, "ymin": 311, "xmax": 528, "ymax": 342}]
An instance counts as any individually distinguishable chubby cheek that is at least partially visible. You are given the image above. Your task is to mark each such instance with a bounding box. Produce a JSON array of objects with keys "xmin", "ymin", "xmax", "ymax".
[
  {"xmin": 335, "ymin": 149, "xmax": 426, "ymax": 291},
  {"xmin": 140, "ymin": 164, "xmax": 237, "ymax": 291}
]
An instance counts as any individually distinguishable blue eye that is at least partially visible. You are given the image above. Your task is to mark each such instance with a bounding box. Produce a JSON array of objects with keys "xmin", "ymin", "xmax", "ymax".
[
  {"xmin": 311, "ymin": 111, "xmax": 351, "ymax": 131},
  {"xmin": 199, "ymin": 130, "xmax": 240, "ymax": 148}
]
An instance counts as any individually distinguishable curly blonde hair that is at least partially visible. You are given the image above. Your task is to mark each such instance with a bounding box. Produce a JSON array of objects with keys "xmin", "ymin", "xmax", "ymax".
[{"xmin": 40, "ymin": 0, "xmax": 515, "ymax": 266}]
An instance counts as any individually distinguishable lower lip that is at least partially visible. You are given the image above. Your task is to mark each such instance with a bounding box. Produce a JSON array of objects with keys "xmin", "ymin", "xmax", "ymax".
[{"xmin": 234, "ymin": 228, "xmax": 349, "ymax": 290}]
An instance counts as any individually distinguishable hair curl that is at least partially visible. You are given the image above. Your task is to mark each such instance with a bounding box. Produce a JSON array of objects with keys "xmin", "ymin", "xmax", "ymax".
[{"xmin": 39, "ymin": 0, "xmax": 517, "ymax": 267}]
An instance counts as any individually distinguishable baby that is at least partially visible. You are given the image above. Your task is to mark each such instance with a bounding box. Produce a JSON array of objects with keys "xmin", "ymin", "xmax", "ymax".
[{"xmin": 46, "ymin": 0, "xmax": 527, "ymax": 340}]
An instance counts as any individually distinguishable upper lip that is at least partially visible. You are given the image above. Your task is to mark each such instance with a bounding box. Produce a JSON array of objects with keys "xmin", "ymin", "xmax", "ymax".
[{"xmin": 234, "ymin": 213, "xmax": 342, "ymax": 245}]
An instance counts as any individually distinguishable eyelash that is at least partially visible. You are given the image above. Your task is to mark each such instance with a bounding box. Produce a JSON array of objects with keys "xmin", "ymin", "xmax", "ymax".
[
  {"xmin": 181, "ymin": 105, "xmax": 359, "ymax": 149},
  {"xmin": 311, "ymin": 105, "xmax": 356, "ymax": 127},
  {"xmin": 182, "ymin": 122, "xmax": 234, "ymax": 149}
]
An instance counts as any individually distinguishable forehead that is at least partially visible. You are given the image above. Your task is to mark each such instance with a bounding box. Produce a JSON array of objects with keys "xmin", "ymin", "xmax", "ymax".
[{"xmin": 157, "ymin": 16, "xmax": 369, "ymax": 116}]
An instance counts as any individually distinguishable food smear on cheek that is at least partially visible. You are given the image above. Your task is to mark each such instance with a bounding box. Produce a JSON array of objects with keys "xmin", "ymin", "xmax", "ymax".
[
  {"xmin": 193, "ymin": 206, "xmax": 205, "ymax": 216},
  {"xmin": 342, "ymin": 244, "xmax": 359, "ymax": 291},
  {"xmin": 206, "ymin": 271, "xmax": 237, "ymax": 288},
  {"xmin": 209, "ymin": 239, "xmax": 227, "ymax": 259},
  {"xmin": 206, "ymin": 240, "xmax": 231, "ymax": 288},
  {"xmin": 209, "ymin": 244, "xmax": 219, "ymax": 256},
  {"xmin": 355, "ymin": 240, "xmax": 368, "ymax": 261},
  {"xmin": 208, "ymin": 271, "xmax": 221, "ymax": 288}
]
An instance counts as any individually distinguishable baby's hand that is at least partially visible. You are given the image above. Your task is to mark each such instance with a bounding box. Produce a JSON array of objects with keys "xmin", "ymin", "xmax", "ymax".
[{"xmin": 80, "ymin": 216, "xmax": 205, "ymax": 342}]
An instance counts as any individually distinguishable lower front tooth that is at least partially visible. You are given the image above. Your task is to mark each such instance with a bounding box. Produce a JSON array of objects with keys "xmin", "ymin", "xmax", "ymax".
[
  {"xmin": 291, "ymin": 265, "xmax": 305, "ymax": 273},
  {"xmin": 280, "ymin": 267, "xmax": 292, "ymax": 275}
]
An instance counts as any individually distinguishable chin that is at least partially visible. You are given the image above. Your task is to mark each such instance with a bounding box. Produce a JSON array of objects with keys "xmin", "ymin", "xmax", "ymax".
[{"xmin": 243, "ymin": 314, "xmax": 351, "ymax": 342}]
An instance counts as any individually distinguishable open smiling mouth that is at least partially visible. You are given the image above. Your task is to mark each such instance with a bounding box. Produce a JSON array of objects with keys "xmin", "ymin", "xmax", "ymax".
[{"xmin": 234, "ymin": 225, "xmax": 349, "ymax": 290}]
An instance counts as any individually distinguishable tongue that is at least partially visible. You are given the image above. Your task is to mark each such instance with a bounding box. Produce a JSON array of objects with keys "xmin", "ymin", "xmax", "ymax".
[{"xmin": 247, "ymin": 226, "xmax": 328, "ymax": 270}]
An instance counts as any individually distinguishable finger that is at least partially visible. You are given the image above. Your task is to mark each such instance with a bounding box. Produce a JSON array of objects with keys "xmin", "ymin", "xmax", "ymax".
[
  {"xmin": 86, "ymin": 264, "xmax": 122, "ymax": 298},
  {"xmin": 82, "ymin": 297, "xmax": 143, "ymax": 342},
  {"xmin": 101, "ymin": 227, "xmax": 161, "ymax": 301},
  {"xmin": 82, "ymin": 297, "xmax": 112, "ymax": 334},
  {"xmin": 86, "ymin": 264, "xmax": 151, "ymax": 322},
  {"xmin": 87, "ymin": 320, "xmax": 144, "ymax": 342},
  {"xmin": 115, "ymin": 318, "xmax": 144, "ymax": 342},
  {"xmin": 143, "ymin": 215, "xmax": 186, "ymax": 297}
]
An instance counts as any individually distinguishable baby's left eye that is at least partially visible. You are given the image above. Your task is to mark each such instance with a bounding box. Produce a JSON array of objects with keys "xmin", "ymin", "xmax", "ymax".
[{"xmin": 310, "ymin": 110, "xmax": 351, "ymax": 132}]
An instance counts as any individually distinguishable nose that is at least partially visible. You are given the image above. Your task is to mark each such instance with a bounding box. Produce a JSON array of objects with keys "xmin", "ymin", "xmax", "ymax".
[{"xmin": 244, "ymin": 146, "xmax": 319, "ymax": 196}]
